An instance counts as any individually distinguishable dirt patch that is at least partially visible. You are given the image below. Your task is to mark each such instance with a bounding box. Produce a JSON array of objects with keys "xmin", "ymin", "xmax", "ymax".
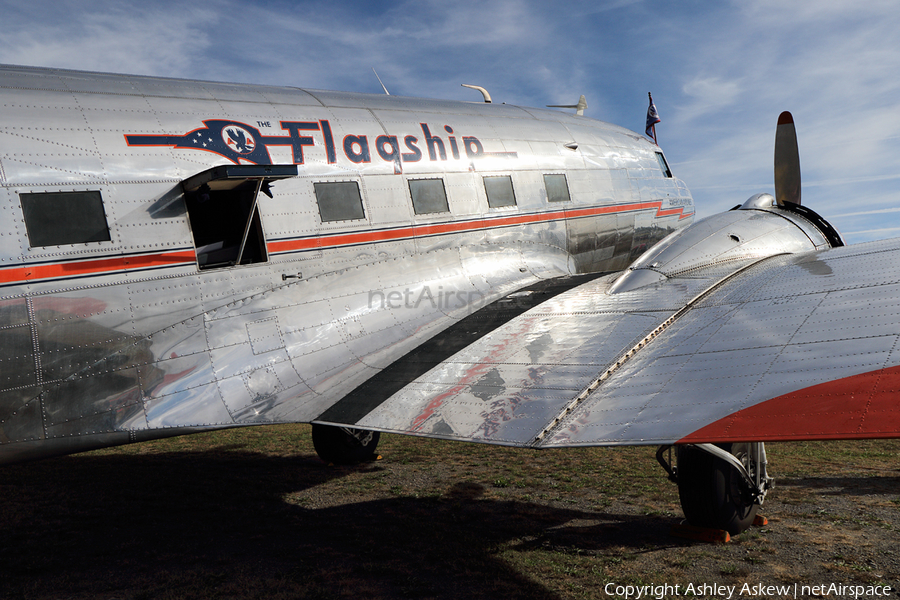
[{"xmin": 0, "ymin": 426, "xmax": 898, "ymax": 599}]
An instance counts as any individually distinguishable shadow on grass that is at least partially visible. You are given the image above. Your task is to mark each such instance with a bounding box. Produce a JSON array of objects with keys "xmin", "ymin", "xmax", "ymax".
[
  {"xmin": 0, "ymin": 448, "xmax": 682, "ymax": 600},
  {"xmin": 775, "ymin": 475, "xmax": 900, "ymax": 496}
]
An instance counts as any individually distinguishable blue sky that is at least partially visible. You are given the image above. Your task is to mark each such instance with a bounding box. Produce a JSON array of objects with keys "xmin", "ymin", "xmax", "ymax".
[{"xmin": 2, "ymin": 0, "xmax": 900, "ymax": 243}]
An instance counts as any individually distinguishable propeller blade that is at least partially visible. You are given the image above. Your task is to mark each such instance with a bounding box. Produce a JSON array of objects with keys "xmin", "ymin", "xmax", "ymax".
[{"xmin": 774, "ymin": 111, "xmax": 801, "ymax": 206}]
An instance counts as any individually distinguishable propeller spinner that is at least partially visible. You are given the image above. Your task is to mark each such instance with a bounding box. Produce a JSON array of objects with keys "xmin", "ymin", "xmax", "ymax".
[{"xmin": 774, "ymin": 111, "xmax": 801, "ymax": 206}]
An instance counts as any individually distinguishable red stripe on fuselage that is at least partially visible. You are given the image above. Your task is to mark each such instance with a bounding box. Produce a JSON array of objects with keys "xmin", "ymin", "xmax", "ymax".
[
  {"xmin": 679, "ymin": 364, "xmax": 900, "ymax": 443},
  {"xmin": 268, "ymin": 201, "xmax": 689, "ymax": 255},
  {"xmin": 0, "ymin": 201, "xmax": 691, "ymax": 285},
  {"xmin": 0, "ymin": 250, "xmax": 197, "ymax": 285}
]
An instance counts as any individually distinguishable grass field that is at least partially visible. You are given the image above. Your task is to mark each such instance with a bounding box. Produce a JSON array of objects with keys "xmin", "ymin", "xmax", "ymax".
[{"xmin": 1, "ymin": 425, "xmax": 899, "ymax": 599}]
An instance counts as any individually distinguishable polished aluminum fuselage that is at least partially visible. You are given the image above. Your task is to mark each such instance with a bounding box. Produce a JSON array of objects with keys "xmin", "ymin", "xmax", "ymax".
[{"xmin": 0, "ymin": 66, "xmax": 693, "ymax": 463}]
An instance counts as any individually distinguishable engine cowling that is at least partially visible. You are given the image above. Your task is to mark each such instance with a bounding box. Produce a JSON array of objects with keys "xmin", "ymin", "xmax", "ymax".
[{"xmin": 609, "ymin": 193, "xmax": 841, "ymax": 295}]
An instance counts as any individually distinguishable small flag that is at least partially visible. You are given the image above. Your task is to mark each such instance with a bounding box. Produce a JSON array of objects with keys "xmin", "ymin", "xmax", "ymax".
[{"xmin": 646, "ymin": 93, "xmax": 661, "ymax": 139}]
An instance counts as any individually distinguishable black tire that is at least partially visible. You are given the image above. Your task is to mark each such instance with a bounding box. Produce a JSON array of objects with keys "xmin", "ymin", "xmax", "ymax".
[
  {"xmin": 311, "ymin": 424, "xmax": 380, "ymax": 465},
  {"xmin": 676, "ymin": 443, "xmax": 759, "ymax": 535}
]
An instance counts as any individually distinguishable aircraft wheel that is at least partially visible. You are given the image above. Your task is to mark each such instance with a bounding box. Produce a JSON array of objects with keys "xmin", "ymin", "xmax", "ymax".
[
  {"xmin": 676, "ymin": 443, "xmax": 759, "ymax": 535},
  {"xmin": 312, "ymin": 424, "xmax": 380, "ymax": 465}
]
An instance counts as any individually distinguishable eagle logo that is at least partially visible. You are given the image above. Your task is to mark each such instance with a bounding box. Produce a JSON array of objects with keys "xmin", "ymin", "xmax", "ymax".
[{"xmin": 222, "ymin": 125, "xmax": 257, "ymax": 154}]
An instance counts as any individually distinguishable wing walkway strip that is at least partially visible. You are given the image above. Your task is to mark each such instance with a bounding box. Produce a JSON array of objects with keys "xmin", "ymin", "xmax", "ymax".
[{"xmin": 530, "ymin": 255, "xmax": 785, "ymax": 447}]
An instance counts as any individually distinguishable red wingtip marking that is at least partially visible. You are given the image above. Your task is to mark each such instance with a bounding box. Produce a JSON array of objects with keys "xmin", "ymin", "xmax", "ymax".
[
  {"xmin": 680, "ymin": 364, "xmax": 900, "ymax": 443},
  {"xmin": 777, "ymin": 111, "xmax": 794, "ymax": 126}
]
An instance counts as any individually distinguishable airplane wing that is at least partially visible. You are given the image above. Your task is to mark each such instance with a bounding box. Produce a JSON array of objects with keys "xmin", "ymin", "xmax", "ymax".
[{"xmin": 318, "ymin": 213, "xmax": 900, "ymax": 448}]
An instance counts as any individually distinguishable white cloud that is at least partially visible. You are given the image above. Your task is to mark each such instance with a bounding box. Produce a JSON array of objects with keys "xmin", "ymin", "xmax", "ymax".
[
  {"xmin": 3, "ymin": 0, "xmax": 900, "ymax": 242},
  {"xmin": 655, "ymin": 3, "xmax": 900, "ymax": 230},
  {"xmin": 0, "ymin": 2, "xmax": 217, "ymax": 77},
  {"xmin": 831, "ymin": 207, "xmax": 900, "ymax": 218},
  {"xmin": 681, "ymin": 77, "xmax": 743, "ymax": 112}
]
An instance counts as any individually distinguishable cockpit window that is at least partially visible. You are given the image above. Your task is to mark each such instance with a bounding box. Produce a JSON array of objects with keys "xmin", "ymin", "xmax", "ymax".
[{"xmin": 656, "ymin": 152, "xmax": 673, "ymax": 178}]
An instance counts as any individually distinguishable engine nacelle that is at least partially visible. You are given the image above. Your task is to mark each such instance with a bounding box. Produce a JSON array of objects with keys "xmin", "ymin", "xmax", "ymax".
[{"xmin": 609, "ymin": 193, "xmax": 841, "ymax": 294}]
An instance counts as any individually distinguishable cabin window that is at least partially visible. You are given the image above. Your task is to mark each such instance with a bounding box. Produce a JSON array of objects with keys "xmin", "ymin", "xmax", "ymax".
[
  {"xmin": 656, "ymin": 152, "xmax": 673, "ymax": 178},
  {"xmin": 409, "ymin": 179, "xmax": 449, "ymax": 215},
  {"xmin": 483, "ymin": 175, "xmax": 517, "ymax": 208},
  {"xmin": 543, "ymin": 174, "xmax": 571, "ymax": 203},
  {"xmin": 181, "ymin": 164, "xmax": 296, "ymax": 270},
  {"xmin": 20, "ymin": 191, "xmax": 111, "ymax": 247},
  {"xmin": 314, "ymin": 181, "xmax": 366, "ymax": 222}
]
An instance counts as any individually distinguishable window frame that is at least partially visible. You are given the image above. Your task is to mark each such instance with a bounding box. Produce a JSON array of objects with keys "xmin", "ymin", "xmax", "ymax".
[
  {"xmin": 19, "ymin": 190, "xmax": 112, "ymax": 248},
  {"xmin": 313, "ymin": 180, "xmax": 367, "ymax": 223},
  {"xmin": 543, "ymin": 173, "xmax": 571, "ymax": 203},
  {"xmin": 482, "ymin": 175, "xmax": 517, "ymax": 208},
  {"xmin": 408, "ymin": 178, "xmax": 450, "ymax": 215},
  {"xmin": 656, "ymin": 152, "xmax": 673, "ymax": 178},
  {"xmin": 181, "ymin": 164, "xmax": 297, "ymax": 270}
]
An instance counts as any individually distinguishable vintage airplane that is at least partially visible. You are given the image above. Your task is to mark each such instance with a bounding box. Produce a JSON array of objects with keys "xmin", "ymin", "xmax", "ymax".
[{"xmin": 0, "ymin": 64, "xmax": 893, "ymax": 535}]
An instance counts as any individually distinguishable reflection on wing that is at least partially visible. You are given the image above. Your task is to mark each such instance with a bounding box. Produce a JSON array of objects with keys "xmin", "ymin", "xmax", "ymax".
[{"xmin": 333, "ymin": 237, "xmax": 900, "ymax": 448}]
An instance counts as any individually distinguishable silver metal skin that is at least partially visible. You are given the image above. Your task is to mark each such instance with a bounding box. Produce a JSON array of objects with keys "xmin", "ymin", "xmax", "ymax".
[
  {"xmin": 357, "ymin": 206, "xmax": 837, "ymax": 447},
  {"xmin": 352, "ymin": 201, "xmax": 900, "ymax": 451},
  {"xmin": 6, "ymin": 62, "xmax": 895, "ymax": 493},
  {"xmin": 608, "ymin": 199, "xmax": 830, "ymax": 294},
  {"xmin": 0, "ymin": 65, "xmax": 693, "ymax": 464}
]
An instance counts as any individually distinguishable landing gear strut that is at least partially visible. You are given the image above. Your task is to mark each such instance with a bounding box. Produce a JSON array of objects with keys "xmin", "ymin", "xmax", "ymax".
[
  {"xmin": 657, "ymin": 442, "xmax": 773, "ymax": 535},
  {"xmin": 311, "ymin": 424, "xmax": 381, "ymax": 465}
]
